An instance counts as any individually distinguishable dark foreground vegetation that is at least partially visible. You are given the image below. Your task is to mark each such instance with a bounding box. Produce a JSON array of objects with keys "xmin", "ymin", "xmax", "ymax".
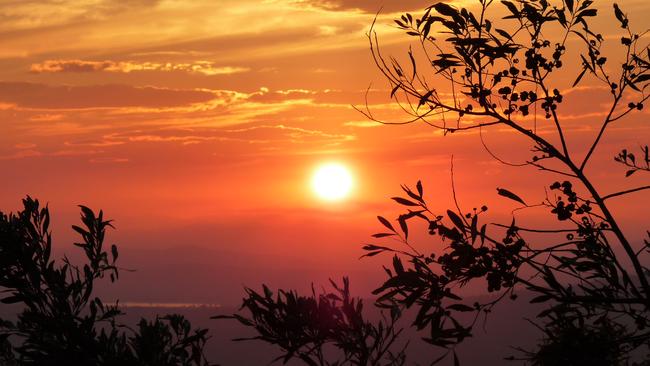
[
  {"xmin": 1, "ymin": 0, "xmax": 649, "ymax": 365},
  {"xmin": 0, "ymin": 198, "xmax": 211, "ymax": 366}
]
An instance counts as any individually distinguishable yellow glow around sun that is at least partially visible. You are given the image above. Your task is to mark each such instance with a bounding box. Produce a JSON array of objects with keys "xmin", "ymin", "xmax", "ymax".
[{"xmin": 312, "ymin": 163, "xmax": 353, "ymax": 201}]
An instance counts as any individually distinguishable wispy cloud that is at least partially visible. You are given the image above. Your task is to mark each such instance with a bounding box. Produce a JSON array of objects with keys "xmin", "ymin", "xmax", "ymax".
[
  {"xmin": 30, "ymin": 59, "xmax": 249, "ymax": 76},
  {"xmin": 285, "ymin": 0, "xmax": 433, "ymax": 13},
  {"xmin": 343, "ymin": 120, "xmax": 381, "ymax": 128},
  {"xmin": 0, "ymin": 82, "xmax": 217, "ymax": 109}
]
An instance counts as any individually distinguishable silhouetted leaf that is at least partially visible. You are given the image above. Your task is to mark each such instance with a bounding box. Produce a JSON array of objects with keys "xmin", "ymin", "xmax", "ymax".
[
  {"xmin": 433, "ymin": 3, "xmax": 457, "ymax": 17},
  {"xmin": 479, "ymin": 224, "xmax": 487, "ymax": 245},
  {"xmin": 501, "ymin": 1, "xmax": 519, "ymax": 18},
  {"xmin": 530, "ymin": 295, "xmax": 553, "ymax": 303},
  {"xmin": 578, "ymin": 8, "xmax": 597, "ymax": 18},
  {"xmin": 470, "ymin": 215, "xmax": 478, "ymax": 243},
  {"xmin": 447, "ymin": 210, "xmax": 465, "ymax": 232},
  {"xmin": 495, "ymin": 28, "xmax": 512, "ymax": 41},
  {"xmin": 372, "ymin": 233, "xmax": 396, "ymax": 238},
  {"xmin": 392, "ymin": 197, "xmax": 418, "ymax": 206},
  {"xmin": 391, "ymin": 84, "xmax": 400, "ymax": 98},
  {"xmin": 635, "ymin": 74, "xmax": 650, "ymax": 83},
  {"xmin": 613, "ymin": 3, "xmax": 624, "ymax": 23},
  {"xmin": 497, "ymin": 188, "xmax": 526, "ymax": 205},
  {"xmin": 377, "ymin": 216, "xmax": 395, "ymax": 232},
  {"xmin": 398, "ymin": 216, "xmax": 409, "ymax": 239},
  {"xmin": 393, "ymin": 255, "xmax": 405, "ymax": 274},
  {"xmin": 448, "ymin": 304, "xmax": 474, "ymax": 312},
  {"xmin": 573, "ymin": 67, "xmax": 588, "ymax": 87},
  {"xmin": 111, "ymin": 244, "xmax": 118, "ymax": 261},
  {"xmin": 565, "ymin": 0, "xmax": 574, "ymax": 12}
]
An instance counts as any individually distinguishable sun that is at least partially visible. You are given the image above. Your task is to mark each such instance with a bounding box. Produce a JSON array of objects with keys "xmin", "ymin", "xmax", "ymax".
[{"xmin": 311, "ymin": 163, "xmax": 353, "ymax": 201}]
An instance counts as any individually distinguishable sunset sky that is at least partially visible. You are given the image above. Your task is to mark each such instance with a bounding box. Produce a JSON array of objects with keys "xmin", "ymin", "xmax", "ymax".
[{"xmin": 1, "ymin": 0, "xmax": 648, "ymax": 305}]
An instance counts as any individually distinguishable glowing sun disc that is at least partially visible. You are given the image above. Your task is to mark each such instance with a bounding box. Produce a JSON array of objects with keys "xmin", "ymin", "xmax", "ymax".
[{"xmin": 312, "ymin": 163, "xmax": 353, "ymax": 201}]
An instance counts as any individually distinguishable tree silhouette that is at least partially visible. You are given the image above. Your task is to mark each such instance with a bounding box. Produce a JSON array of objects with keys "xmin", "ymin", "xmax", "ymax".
[
  {"xmin": 0, "ymin": 197, "xmax": 213, "ymax": 366},
  {"xmin": 355, "ymin": 0, "xmax": 650, "ymax": 364}
]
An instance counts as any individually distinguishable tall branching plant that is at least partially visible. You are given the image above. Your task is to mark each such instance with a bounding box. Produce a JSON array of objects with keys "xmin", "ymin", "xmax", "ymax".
[{"xmin": 357, "ymin": 0, "xmax": 650, "ymax": 364}]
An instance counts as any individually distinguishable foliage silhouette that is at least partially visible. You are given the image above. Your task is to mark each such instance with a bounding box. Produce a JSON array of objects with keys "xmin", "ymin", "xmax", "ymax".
[
  {"xmin": 0, "ymin": 197, "xmax": 213, "ymax": 366},
  {"xmin": 215, "ymin": 278, "xmax": 407, "ymax": 366},
  {"xmin": 353, "ymin": 0, "xmax": 650, "ymax": 364}
]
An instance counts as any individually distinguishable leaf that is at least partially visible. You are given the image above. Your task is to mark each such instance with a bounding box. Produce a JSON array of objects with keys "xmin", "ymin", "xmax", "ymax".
[
  {"xmin": 371, "ymin": 233, "xmax": 395, "ymax": 238},
  {"xmin": 377, "ymin": 216, "xmax": 395, "ymax": 232},
  {"xmin": 393, "ymin": 255, "xmax": 404, "ymax": 274},
  {"xmin": 447, "ymin": 210, "xmax": 465, "ymax": 232},
  {"xmin": 578, "ymin": 8, "xmax": 597, "ymax": 18},
  {"xmin": 111, "ymin": 244, "xmax": 118, "ymax": 261},
  {"xmin": 408, "ymin": 49, "xmax": 417, "ymax": 79},
  {"xmin": 530, "ymin": 295, "xmax": 552, "ymax": 303},
  {"xmin": 572, "ymin": 67, "xmax": 587, "ymax": 87},
  {"xmin": 362, "ymin": 244, "xmax": 391, "ymax": 251},
  {"xmin": 480, "ymin": 224, "xmax": 487, "ymax": 245},
  {"xmin": 565, "ymin": 0, "xmax": 574, "ymax": 12},
  {"xmin": 448, "ymin": 303, "xmax": 474, "ymax": 312},
  {"xmin": 556, "ymin": 8, "xmax": 567, "ymax": 27},
  {"xmin": 391, "ymin": 197, "xmax": 418, "ymax": 206},
  {"xmin": 418, "ymin": 90, "xmax": 434, "ymax": 107},
  {"xmin": 401, "ymin": 184, "xmax": 421, "ymax": 202},
  {"xmin": 470, "ymin": 215, "xmax": 478, "ymax": 243},
  {"xmin": 416, "ymin": 180, "xmax": 423, "ymax": 197},
  {"xmin": 390, "ymin": 84, "xmax": 400, "ymax": 98},
  {"xmin": 634, "ymin": 74, "xmax": 650, "ymax": 83},
  {"xmin": 613, "ymin": 3, "xmax": 625, "ymax": 26},
  {"xmin": 71, "ymin": 225, "xmax": 89, "ymax": 236},
  {"xmin": 626, "ymin": 169, "xmax": 637, "ymax": 177},
  {"xmin": 497, "ymin": 188, "xmax": 526, "ymax": 205},
  {"xmin": 495, "ymin": 28, "xmax": 512, "ymax": 41},
  {"xmin": 501, "ymin": 1, "xmax": 519, "ymax": 18},
  {"xmin": 398, "ymin": 216, "xmax": 409, "ymax": 239},
  {"xmin": 626, "ymin": 77, "xmax": 641, "ymax": 91},
  {"xmin": 433, "ymin": 3, "xmax": 458, "ymax": 17}
]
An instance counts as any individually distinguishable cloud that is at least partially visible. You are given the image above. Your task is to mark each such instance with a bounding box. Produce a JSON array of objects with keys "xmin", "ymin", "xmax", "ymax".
[
  {"xmin": 288, "ymin": 0, "xmax": 433, "ymax": 13},
  {"xmin": 224, "ymin": 124, "xmax": 356, "ymax": 143},
  {"xmin": 0, "ymin": 149, "xmax": 42, "ymax": 160},
  {"xmin": 30, "ymin": 60, "xmax": 249, "ymax": 76},
  {"xmin": 343, "ymin": 120, "xmax": 382, "ymax": 128},
  {"xmin": 62, "ymin": 124, "xmax": 356, "ymax": 152},
  {"xmin": 0, "ymin": 0, "xmax": 162, "ymax": 32},
  {"xmin": 0, "ymin": 82, "xmax": 217, "ymax": 109},
  {"xmin": 247, "ymin": 88, "xmax": 369, "ymax": 105},
  {"xmin": 14, "ymin": 142, "xmax": 37, "ymax": 149},
  {"xmin": 89, "ymin": 157, "xmax": 129, "ymax": 164}
]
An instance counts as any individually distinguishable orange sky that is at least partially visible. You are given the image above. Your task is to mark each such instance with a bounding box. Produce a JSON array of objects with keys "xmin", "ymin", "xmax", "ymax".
[{"xmin": 0, "ymin": 0, "xmax": 648, "ymax": 305}]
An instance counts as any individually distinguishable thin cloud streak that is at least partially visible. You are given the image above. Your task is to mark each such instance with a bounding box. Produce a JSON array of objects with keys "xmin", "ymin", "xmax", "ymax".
[{"xmin": 30, "ymin": 59, "xmax": 250, "ymax": 76}]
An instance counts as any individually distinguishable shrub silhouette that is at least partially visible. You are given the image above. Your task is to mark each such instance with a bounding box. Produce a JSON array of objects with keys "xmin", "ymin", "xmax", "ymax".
[
  {"xmin": 215, "ymin": 278, "xmax": 406, "ymax": 366},
  {"xmin": 0, "ymin": 197, "xmax": 213, "ymax": 366}
]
